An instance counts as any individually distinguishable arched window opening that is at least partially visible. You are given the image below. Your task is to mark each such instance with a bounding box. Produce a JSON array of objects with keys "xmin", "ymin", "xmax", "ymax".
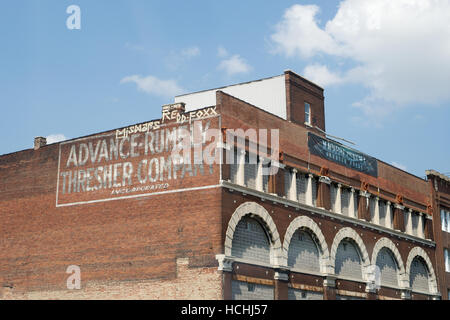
[
  {"xmin": 231, "ymin": 216, "xmax": 271, "ymax": 265},
  {"xmin": 335, "ymin": 239, "xmax": 363, "ymax": 280},
  {"xmin": 287, "ymin": 228, "xmax": 321, "ymax": 273}
]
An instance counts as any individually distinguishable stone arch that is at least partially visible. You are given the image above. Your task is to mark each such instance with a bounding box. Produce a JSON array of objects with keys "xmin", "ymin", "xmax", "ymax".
[
  {"xmin": 371, "ymin": 237, "xmax": 407, "ymax": 288},
  {"xmin": 406, "ymin": 247, "xmax": 438, "ymax": 294},
  {"xmin": 282, "ymin": 215, "xmax": 329, "ymax": 273},
  {"xmin": 225, "ymin": 202, "xmax": 282, "ymax": 265},
  {"xmin": 330, "ymin": 227, "xmax": 370, "ymax": 280}
]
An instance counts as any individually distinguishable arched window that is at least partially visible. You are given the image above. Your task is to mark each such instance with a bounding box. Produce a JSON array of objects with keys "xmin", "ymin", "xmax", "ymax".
[
  {"xmin": 287, "ymin": 229, "xmax": 321, "ymax": 272},
  {"xmin": 410, "ymin": 256, "xmax": 430, "ymax": 293},
  {"xmin": 231, "ymin": 217, "xmax": 271, "ymax": 264},
  {"xmin": 335, "ymin": 239, "xmax": 363, "ymax": 279},
  {"xmin": 376, "ymin": 248, "xmax": 399, "ymax": 287}
]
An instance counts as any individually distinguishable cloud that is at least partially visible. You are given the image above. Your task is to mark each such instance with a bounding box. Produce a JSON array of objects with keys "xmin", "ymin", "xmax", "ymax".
[
  {"xmin": 124, "ymin": 42, "xmax": 145, "ymax": 52},
  {"xmin": 46, "ymin": 134, "xmax": 67, "ymax": 144},
  {"xmin": 121, "ymin": 75, "xmax": 185, "ymax": 98},
  {"xmin": 218, "ymin": 54, "xmax": 252, "ymax": 76},
  {"xmin": 391, "ymin": 161, "xmax": 407, "ymax": 171},
  {"xmin": 271, "ymin": 0, "xmax": 450, "ymax": 116},
  {"xmin": 217, "ymin": 46, "xmax": 229, "ymax": 58},
  {"xmin": 303, "ymin": 64, "xmax": 344, "ymax": 87},
  {"xmin": 181, "ymin": 46, "xmax": 200, "ymax": 58},
  {"xmin": 165, "ymin": 46, "xmax": 201, "ymax": 70},
  {"xmin": 271, "ymin": 5, "xmax": 340, "ymax": 58}
]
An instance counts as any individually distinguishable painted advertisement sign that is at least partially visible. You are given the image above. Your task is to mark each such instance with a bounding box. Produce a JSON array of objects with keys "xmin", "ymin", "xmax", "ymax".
[
  {"xmin": 308, "ymin": 132, "xmax": 378, "ymax": 177},
  {"xmin": 56, "ymin": 107, "xmax": 220, "ymax": 207}
]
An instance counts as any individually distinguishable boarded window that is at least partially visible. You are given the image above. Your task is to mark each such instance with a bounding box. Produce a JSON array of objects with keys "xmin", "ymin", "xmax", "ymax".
[
  {"xmin": 288, "ymin": 288, "xmax": 323, "ymax": 300},
  {"xmin": 335, "ymin": 240, "xmax": 363, "ymax": 280},
  {"xmin": 231, "ymin": 217, "xmax": 271, "ymax": 264},
  {"xmin": 404, "ymin": 210, "xmax": 410, "ymax": 233},
  {"xmin": 411, "ymin": 213, "xmax": 419, "ymax": 236},
  {"xmin": 336, "ymin": 295, "xmax": 365, "ymax": 300},
  {"xmin": 297, "ymin": 174, "xmax": 306, "ymax": 204},
  {"xmin": 410, "ymin": 257, "xmax": 430, "ymax": 293},
  {"xmin": 341, "ymin": 189, "xmax": 349, "ymax": 216},
  {"xmin": 244, "ymin": 153, "xmax": 257, "ymax": 189},
  {"xmin": 229, "ymin": 149, "xmax": 238, "ymax": 184},
  {"xmin": 287, "ymin": 230, "xmax": 320, "ymax": 272},
  {"xmin": 312, "ymin": 177, "xmax": 317, "ymax": 206},
  {"xmin": 376, "ymin": 248, "xmax": 399, "ymax": 287},
  {"xmin": 330, "ymin": 184, "xmax": 338, "ymax": 212},
  {"xmin": 370, "ymin": 198, "xmax": 376, "ymax": 222},
  {"xmin": 352, "ymin": 194, "xmax": 358, "ymax": 217},
  {"xmin": 284, "ymin": 170, "xmax": 292, "ymax": 199},
  {"xmin": 262, "ymin": 162, "xmax": 270, "ymax": 193},
  {"xmin": 231, "ymin": 280, "xmax": 274, "ymax": 300},
  {"xmin": 379, "ymin": 202, "xmax": 386, "ymax": 226}
]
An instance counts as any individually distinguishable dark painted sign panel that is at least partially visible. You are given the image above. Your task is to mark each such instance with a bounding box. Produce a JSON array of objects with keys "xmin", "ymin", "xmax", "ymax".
[{"xmin": 308, "ymin": 133, "xmax": 378, "ymax": 177}]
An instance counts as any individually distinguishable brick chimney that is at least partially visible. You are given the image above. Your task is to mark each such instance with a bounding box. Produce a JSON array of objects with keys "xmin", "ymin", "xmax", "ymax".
[
  {"xmin": 34, "ymin": 137, "xmax": 47, "ymax": 150},
  {"xmin": 284, "ymin": 70, "xmax": 326, "ymax": 132}
]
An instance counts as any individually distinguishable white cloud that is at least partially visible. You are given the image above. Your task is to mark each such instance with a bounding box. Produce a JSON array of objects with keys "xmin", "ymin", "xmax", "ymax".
[
  {"xmin": 271, "ymin": 5, "xmax": 340, "ymax": 58},
  {"xmin": 166, "ymin": 46, "xmax": 201, "ymax": 70},
  {"xmin": 303, "ymin": 64, "xmax": 344, "ymax": 87},
  {"xmin": 271, "ymin": 0, "xmax": 450, "ymax": 116},
  {"xmin": 217, "ymin": 46, "xmax": 229, "ymax": 58},
  {"xmin": 218, "ymin": 54, "xmax": 252, "ymax": 76},
  {"xmin": 46, "ymin": 134, "xmax": 67, "ymax": 144},
  {"xmin": 181, "ymin": 46, "xmax": 200, "ymax": 58},
  {"xmin": 121, "ymin": 75, "xmax": 185, "ymax": 98},
  {"xmin": 391, "ymin": 161, "xmax": 407, "ymax": 171},
  {"xmin": 124, "ymin": 42, "xmax": 145, "ymax": 52}
]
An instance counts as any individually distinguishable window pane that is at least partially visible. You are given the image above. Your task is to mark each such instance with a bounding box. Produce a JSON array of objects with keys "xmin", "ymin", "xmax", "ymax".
[{"xmin": 305, "ymin": 102, "xmax": 311, "ymax": 124}]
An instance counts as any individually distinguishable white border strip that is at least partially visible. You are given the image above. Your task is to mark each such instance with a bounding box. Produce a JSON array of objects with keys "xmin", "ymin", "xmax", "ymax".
[{"xmin": 56, "ymin": 184, "xmax": 221, "ymax": 207}]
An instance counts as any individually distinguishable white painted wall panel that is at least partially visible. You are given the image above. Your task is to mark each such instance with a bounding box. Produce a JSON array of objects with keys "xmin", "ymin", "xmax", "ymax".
[{"xmin": 175, "ymin": 75, "xmax": 287, "ymax": 119}]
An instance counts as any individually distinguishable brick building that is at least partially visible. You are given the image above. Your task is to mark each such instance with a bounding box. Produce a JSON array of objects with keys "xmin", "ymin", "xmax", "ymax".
[{"xmin": 0, "ymin": 70, "xmax": 448, "ymax": 300}]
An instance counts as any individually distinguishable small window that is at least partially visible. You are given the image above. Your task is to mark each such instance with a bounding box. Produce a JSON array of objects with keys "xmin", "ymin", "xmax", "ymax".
[
  {"xmin": 247, "ymin": 283, "xmax": 255, "ymax": 292},
  {"xmin": 305, "ymin": 102, "xmax": 311, "ymax": 125},
  {"xmin": 441, "ymin": 210, "xmax": 448, "ymax": 232},
  {"xmin": 445, "ymin": 248, "xmax": 449, "ymax": 273},
  {"xmin": 447, "ymin": 211, "xmax": 450, "ymax": 233}
]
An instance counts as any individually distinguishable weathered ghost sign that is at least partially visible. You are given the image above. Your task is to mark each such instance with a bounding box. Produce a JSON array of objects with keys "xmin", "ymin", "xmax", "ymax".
[{"xmin": 56, "ymin": 109, "xmax": 220, "ymax": 207}]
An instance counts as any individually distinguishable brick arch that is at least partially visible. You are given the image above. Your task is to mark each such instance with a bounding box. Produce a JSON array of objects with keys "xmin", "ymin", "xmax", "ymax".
[
  {"xmin": 330, "ymin": 227, "xmax": 370, "ymax": 280},
  {"xmin": 281, "ymin": 215, "xmax": 329, "ymax": 273},
  {"xmin": 224, "ymin": 202, "xmax": 282, "ymax": 266},
  {"xmin": 371, "ymin": 237, "xmax": 408, "ymax": 288},
  {"xmin": 406, "ymin": 247, "xmax": 438, "ymax": 294}
]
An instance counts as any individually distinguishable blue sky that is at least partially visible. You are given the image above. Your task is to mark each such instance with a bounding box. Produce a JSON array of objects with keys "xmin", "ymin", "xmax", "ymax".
[{"xmin": 1, "ymin": 0, "xmax": 449, "ymax": 178}]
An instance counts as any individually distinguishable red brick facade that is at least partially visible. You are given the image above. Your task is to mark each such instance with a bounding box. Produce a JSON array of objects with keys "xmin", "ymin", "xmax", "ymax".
[{"xmin": 0, "ymin": 71, "xmax": 448, "ymax": 300}]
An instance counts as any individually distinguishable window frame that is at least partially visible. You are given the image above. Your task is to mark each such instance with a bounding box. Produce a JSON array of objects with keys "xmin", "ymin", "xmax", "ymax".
[{"xmin": 304, "ymin": 102, "xmax": 311, "ymax": 125}]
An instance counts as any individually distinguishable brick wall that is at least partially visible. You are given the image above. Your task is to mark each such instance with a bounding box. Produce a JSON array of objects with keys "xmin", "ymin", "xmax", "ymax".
[
  {"xmin": 0, "ymin": 123, "xmax": 223, "ymax": 299},
  {"xmin": 0, "ymin": 258, "xmax": 221, "ymax": 300}
]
